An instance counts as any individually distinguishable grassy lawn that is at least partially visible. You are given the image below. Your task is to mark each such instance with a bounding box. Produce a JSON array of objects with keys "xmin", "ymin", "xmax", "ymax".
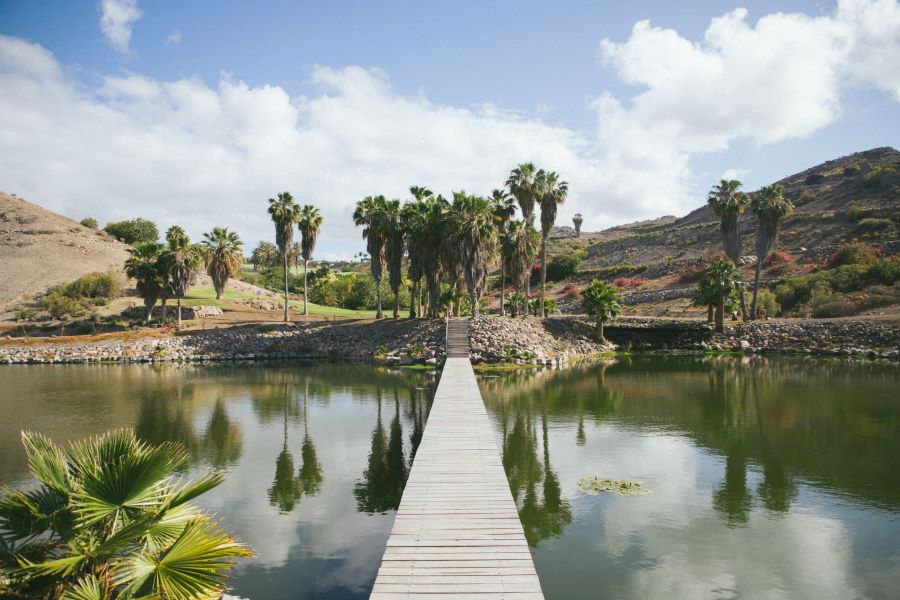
[{"xmin": 183, "ymin": 287, "xmax": 379, "ymax": 318}]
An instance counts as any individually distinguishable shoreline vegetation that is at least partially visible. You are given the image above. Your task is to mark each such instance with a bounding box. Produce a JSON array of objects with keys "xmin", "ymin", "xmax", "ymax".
[{"xmin": 1, "ymin": 315, "xmax": 897, "ymax": 366}]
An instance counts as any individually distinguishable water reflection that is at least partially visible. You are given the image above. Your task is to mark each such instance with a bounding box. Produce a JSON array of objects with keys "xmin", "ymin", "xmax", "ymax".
[{"xmin": 479, "ymin": 356, "xmax": 900, "ymax": 599}]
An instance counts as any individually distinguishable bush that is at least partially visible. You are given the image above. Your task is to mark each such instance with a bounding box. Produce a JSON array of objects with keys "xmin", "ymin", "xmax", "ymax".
[
  {"xmin": 767, "ymin": 262, "xmax": 794, "ymax": 277},
  {"xmin": 863, "ymin": 164, "xmax": 896, "ymax": 189},
  {"xmin": 545, "ymin": 254, "xmax": 582, "ymax": 282},
  {"xmin": 866, "ymin": 258, "xmax": 900, "ymax": 285},
  {"xmin": 40, "ymin": 292, "xmax": 87, "ymax": 319},
  {"xmin": 827, "ymin": 242, "xmax": 879, "ymax": 268},
  {"xmin": 854, "ymin": 217, "xmax": 894, "ymax": 236},
  {"xmin": 763, "ymin": 251, "xmax": 794, "ymax": 267},
  {"xmin": 843, "ymin": 165, "xmax": 860, "ymax": 177},
  {"xmin": 804, "ymin": 172, "xmax": 825, "ymax": 185},
  {"xmin": 63, "ymin": 271, "xmax": 122, "ymax": 299},
  {"xmin": 561, "ymin": 283, "xmax": 581, "ymax": 299},
  {"xmin": 795, "ymin": 190, "xmax": 815, "ymax": 205},
  {"xmin": 577, "ymin": 264, "xmax": 647, "ymax": 281},
  {"xmin": 80, "ymin": 217, "xmax": 98, "ymax": 229},
  {"xmin": 845, "ymin": 202, "xmax": 868, "ymax": 222},
  {"xmin": 755, "ymin": 290, "xmax": 780, "ymax": 317},
  {"xmin": 812, "ymin": 301, "xmax": 859, "ymax": 318},
  {"xmin": 677, "ymin": 265, "xmax": 705, "ymax": 283},
  {"xmin": 104, "ymin": 218, "xmax": 159, "ymax": 244},
  {"xmin": 15, "ymin": 307, "xmax": 37, "ymax": 321},
  {"xmin": 612, "ymin": 277, "xmax": 645, "ymax": 288}
]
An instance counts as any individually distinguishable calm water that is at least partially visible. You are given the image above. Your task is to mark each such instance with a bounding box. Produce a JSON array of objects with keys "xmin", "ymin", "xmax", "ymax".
[
  {"xmin": 478, "ymin": 357, "xmax": 900, "ymax": 600},
  {"xmin": 0, "ymin": 362, "xmax": 436, "ymax": 600},
  {"xmin": 1, "ymin": 358, "xmax": 898, "ymax": 599}
]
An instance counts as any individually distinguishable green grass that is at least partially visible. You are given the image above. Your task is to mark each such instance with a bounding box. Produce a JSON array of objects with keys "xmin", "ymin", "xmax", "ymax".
[
  {"xmin": 288, "ymin": 299, "xmax": 379, "ymax": 318},
  {"xmin": 182, "ymin": 287, "xmax": 380, "ymax": 318}
]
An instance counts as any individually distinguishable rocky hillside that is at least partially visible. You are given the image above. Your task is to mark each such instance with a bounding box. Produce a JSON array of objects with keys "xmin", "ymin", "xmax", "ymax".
[
  {"xmin": 550, "ymin": 147, "xmax": 899, "ymax": 272},
  {"xmin": 0, "ymin": 192, "xmax": 130, "ymax": 316}
]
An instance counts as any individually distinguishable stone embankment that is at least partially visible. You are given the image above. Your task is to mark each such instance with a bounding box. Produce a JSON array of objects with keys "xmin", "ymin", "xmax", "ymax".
[
  {"xmin": 0, "ymin": 316, "xmax": 896, "ymax": 365},
  {"xmin": 0, "ymin": 319, "xmax": 444, "ymax": 365}
]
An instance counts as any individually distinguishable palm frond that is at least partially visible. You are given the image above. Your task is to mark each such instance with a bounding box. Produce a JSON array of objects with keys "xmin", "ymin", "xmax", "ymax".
[{"xmin": 21, "ymin": 432, "xmax": 70, "ymax": 496}]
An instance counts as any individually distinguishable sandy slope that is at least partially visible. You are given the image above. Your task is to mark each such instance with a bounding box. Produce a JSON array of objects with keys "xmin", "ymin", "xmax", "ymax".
[{"xmin": 0, "ymin": 192, "xmax": 130, "ymax": 316}]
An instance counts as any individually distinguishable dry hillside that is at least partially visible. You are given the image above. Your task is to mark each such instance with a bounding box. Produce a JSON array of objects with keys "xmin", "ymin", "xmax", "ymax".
[{"xmin": 0, "ymin": 192, "xmax": 130, "ymax": 317}]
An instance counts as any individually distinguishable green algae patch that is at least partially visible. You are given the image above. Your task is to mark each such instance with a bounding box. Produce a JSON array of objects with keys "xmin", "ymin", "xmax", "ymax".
[{"xmin": 577, "ymin": 476, "xmax": 651, "ymax": 496}]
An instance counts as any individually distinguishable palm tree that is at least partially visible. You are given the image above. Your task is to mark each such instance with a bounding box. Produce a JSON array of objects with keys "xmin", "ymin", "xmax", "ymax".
[
  {"xmin": 708, "ymin": 179, "xmax": 750, "ymax": 318},
  {"xmin": 353, "ymin": 195, "xmax": 390, "ymax": 319},
  {"xmin": 297, "ymin": 204, "xmax": 323, "ymax": 316},
  {"xmin": 201, "ymin": 227, "xmax": 243, "ymax": 300},
  {"xmin": 251, "ymin": 241, "xmax": 279, "ymax": 271},
  {"xmin": 502, "ymin": 220, "xmax": 540, "ymax": 317},
  {"xmin": 0, "ymin": 430, "xmax": 250, "ymax": 598},
  {"xmin": 580, "ymin": 280, "xmax": 622, "ymax": 342},
  {"xmin": 268, "ymin": 192, "xmax": 301, "ymax": 321},
  {"xmin": 382, "ymin": 199, "xmax": 405, "ymax": 318},
  {"xmin": 447, "ymin": 192, "xmax": 498, "ymax": 317},
  {"xmin": 163, "ymin": 226, "xmax": 203, "ymax": 326},
  {"xmin": 702, "ymin": 258, "xmax": 742, "ymax": 332},
  {"xmin": 507, "ymin": 163, "xmax": 538, "ymax": 304},
  {"xmin": 750, "ymin": 185, "xmax": 793, "ymax": 319},
  {"xmin": 572, "ymin": 213, "xmax": 583, "ymax": 236},
  {"xmin": 125, "ymin": 241, "xmax": 166, "ymax": 324},
  {"xmin": 536, "ymin": 170, "xmax": 568, "ymax": 317},
  {"xmin": 490, "ymin": 189, "xmax": 517, "ymax": 316}
]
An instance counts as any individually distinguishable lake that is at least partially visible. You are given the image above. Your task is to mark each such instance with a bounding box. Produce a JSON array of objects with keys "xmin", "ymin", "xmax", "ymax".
[{"xmin": 1, "ymin": 357, "xmax": 897, "ymax": 599}]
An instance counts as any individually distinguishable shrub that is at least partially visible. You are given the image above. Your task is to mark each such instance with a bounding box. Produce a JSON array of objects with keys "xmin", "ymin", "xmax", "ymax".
[
  {"xmin": 63, "ymin": 271, "xmax": 122, "ymax": 299},
  {"xmin": 15, "ymin": 307, "xmax": 37, "ymax": 321},
  {"xmin": 104, "ymin": 218, "xmax": 159, "ymax": 244},
  {"xmin": 545, "ymin": 254, "xmax": 582, "ymax": 282},
  {"xmin": 755, "ymin": 290, "xmax": 780, "ymax": 317},
  {"xmin": 827, "ymin": 241, "xmax": 879, "ymax": 268},
  {"xmin": 866, "ymin": 258, "xmax": 900, "ymax": 286},
  {"xmin": 845, "ymin": 202, "xmax": 868, "ymax": 221},
  {"xmin": 854, "ymin": 217, "xmax": 894, "ymax": 236},
  {"xmin": 843, "ymin": 165, "xmax": 860, "ymax": 177},
  {"xmin": 612, "ymin": 277, "xmax": 646, "ymax": 288},
  {"xmin": 795, "ymin": 190, "xmax": 816, "ymax": 205},
  {"xmin": 863, "ymin": 164, "xmax": 896, "ymax": 189},
  {"xmin": 80, "ymin": 217, "xmax": 98, "ymax": 229},
  {"xmin": 767, "ymin": 262, "xmax": 794, "ymax": 277},
  {"xmin": 812, "ymin": 301, "xmax": 859, "ymax": 318},
  {"xmin": 40, "ymin": 292, "xmax": 87, "ymax": 319},
  {"xmin": 763, "ymin": 251, "xmax": 794, "ymax": 267},
  {"xmin": 804, "ymin": 172, "xmax": 825, "ymax": 185},
  {"xmin": 676, "ymin": 265, "xmax": 705, "ymax": 283},
  {"xmin": 561, "ymin": 283, "xmax": 581, "ymax": 299}
]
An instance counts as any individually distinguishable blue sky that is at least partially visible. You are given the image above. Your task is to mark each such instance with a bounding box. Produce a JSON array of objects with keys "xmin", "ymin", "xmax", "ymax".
[{"xmin": 1, "ymin": 0, "xmax": 898, "ymax": 257}]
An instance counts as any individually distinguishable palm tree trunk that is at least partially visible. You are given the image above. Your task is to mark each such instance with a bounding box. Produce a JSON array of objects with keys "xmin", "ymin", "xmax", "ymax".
[
  {"xmin": 738, "ymin": 284, "xmax": 748, "ymax": 321},
  {"xmin": 470, "ymin": 289, "xmax": 479, "ymax": 318},
  {"xmin": 177, "ymin": 296, "xmax": 182, "ymax": 326},
  {"xmin": 409, "ymin": 280, "xmax": 417, "ymax": 319},
  {"xmin": 283, "ymin": 254, "xmax": 289, "ymax": 322},
  {"xmin": 500, "ymin": 263, "xmax": 506, "ymax": 316},
  {"xmin": 303, "ymin": 259, "xmax": 309, "ymax": 316},
  {"xmin": 595, "ymin": 319, "xmax": 604, "ymax": 342},
  {"xmin": 750, "ymin": 259, "xmax": 762, "ymax": 320},
  {"xmin": 539, "ymin": 235, "xmax": 547, "ymax": 317},
  {"xmin": 375, "ymin": 278, "xmax": 383, "ymax": 319},
  {"xmin": 707, "ymin": 305, "xmax": 714, "ymax": 324},
  {"xmin": 161, "ymin": 299, "xmax": 168, "ymax": 323},
  {"xmin": 715, "ymin": 295, "xmax": 725, "ymax": 333},
  {"xmin": 393, "ymin": 287, "xmax": 400, "ymax": 319}
]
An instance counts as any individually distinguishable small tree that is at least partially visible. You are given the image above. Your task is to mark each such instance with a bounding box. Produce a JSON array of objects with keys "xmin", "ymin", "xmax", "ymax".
[
  {"xmin": 580, "ymin": 280, "xmax": 622, "ymax": 342},
  {"xmin": 124, "ymin": 241, "xmax": 166, "ymax": 323},
  {"xmin": 201, "ymin": 227, "xmax": 244, "ymax": 300},
  {"xmin": 79, "ymin": 217, "xmax": 98, "ymax": 229},
  {"xmin": 701, "ymin": 259, "xmax": 742, "ymax": 332},
  {"xmin": 104, "ymin": 218, "xmax": 160, "ymax": 244},
  {"xmin": 572, "ymin": 213, "xmax": 583, "ymax": 236},
  {"xmin": 163, "ymin": 226, "xmax": 203, "ymax": 325},
  {"xmin": 0, "ymin": 430, "xmax": 250, "ymax": 598}
]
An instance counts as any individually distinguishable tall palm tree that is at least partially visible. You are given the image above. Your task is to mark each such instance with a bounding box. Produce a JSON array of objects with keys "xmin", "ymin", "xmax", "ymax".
[
  {"xmin": 383, "ymin": 199, "xmax": 405, "ymax": 318},
  {"xmin": 163, "ymin": 226, "xmax": 203, "ymax": 325},
  {"xmin": 490, "ymin": 189, "xmax": 517, "ymax": 316},
  {"xmin": 506, "ymin": 163, "xmax": 538, "ymax": 303},
  {"xmin": 268, "ymin": 192, "xmax": 301, "ymax": 321},
  {"xmin": 297, "ymin": 204, "xmax": 323, "ymax": 316},
  {"xmin": 125, "ymin": 241, "xmax": 166, "ymax": 324},
  {"xmin": 201, "ymin": 227, "xmax": 244, "ymax": 300},
  {"xmin": 536, "ymin": 170, "xmax": 568, "ymax": 317},
  {"xmin": 0, "ymin": 430, "xmax": 250, "ymax": 598},
  {"xmin": 708, "ymin": 179, "xmax": 750, "ymax": 319},
  {"xmin": 353, "ymin": 195, "xmax": 389, "ymax": 319},
  {"xmin": 405, "ymin": 186, "xmax": 435, "ymax": 318},
  {"xmin": 750, "ymin": 185, "xmax": 793, "ymax": 319},
  {"xmin": 502, "ymin": 220, "xmax": 540, "ymax": 317},
  {"xmin": 447, "ymin": 192, "xmax": 498, "ymax": 317}
]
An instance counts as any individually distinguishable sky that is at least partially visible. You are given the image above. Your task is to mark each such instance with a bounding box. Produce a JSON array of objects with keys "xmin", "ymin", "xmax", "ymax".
[{"xmin": 0, "ymin": 0, "xmax": 898, "ymax": 259}]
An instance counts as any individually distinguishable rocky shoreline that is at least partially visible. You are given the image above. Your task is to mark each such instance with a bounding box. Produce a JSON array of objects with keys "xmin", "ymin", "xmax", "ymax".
[{"xmin": 0, "ymin": 316, "xmax": 897, "ymax": 365}]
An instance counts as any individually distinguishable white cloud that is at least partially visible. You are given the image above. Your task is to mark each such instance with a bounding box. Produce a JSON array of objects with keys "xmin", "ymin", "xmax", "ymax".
[
  {"xmin": 1, "ymin": 0, "xmax": 898, "ymax": 258},
  {"xmin": 165, "ymin": 31, "xmax": 182, "ymax": 46},
  {"xmin": 100, "ymin": 0, "xmax": 142, "ymax": 53}
]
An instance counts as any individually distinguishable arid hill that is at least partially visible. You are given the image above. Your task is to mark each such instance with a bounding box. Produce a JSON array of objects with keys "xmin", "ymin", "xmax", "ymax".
[
  {"xmin": 551, "ymin": 147, "xmax": 899, "ymax": 270},
  {"xmin": 0, "ymin": 192, "xmax": 130, "ymax": 317}
]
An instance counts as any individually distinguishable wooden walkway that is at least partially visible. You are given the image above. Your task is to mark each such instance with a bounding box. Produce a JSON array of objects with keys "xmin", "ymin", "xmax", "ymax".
[{"xmin": 370, "ymin": 319, "xmax": 544, "ymax": 599}]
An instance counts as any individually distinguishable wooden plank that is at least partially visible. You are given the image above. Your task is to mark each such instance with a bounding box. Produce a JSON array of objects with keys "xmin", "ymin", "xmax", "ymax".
[{"xmin": 370, "ymin": 319, "xmax": 544, "ymax": 599}]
